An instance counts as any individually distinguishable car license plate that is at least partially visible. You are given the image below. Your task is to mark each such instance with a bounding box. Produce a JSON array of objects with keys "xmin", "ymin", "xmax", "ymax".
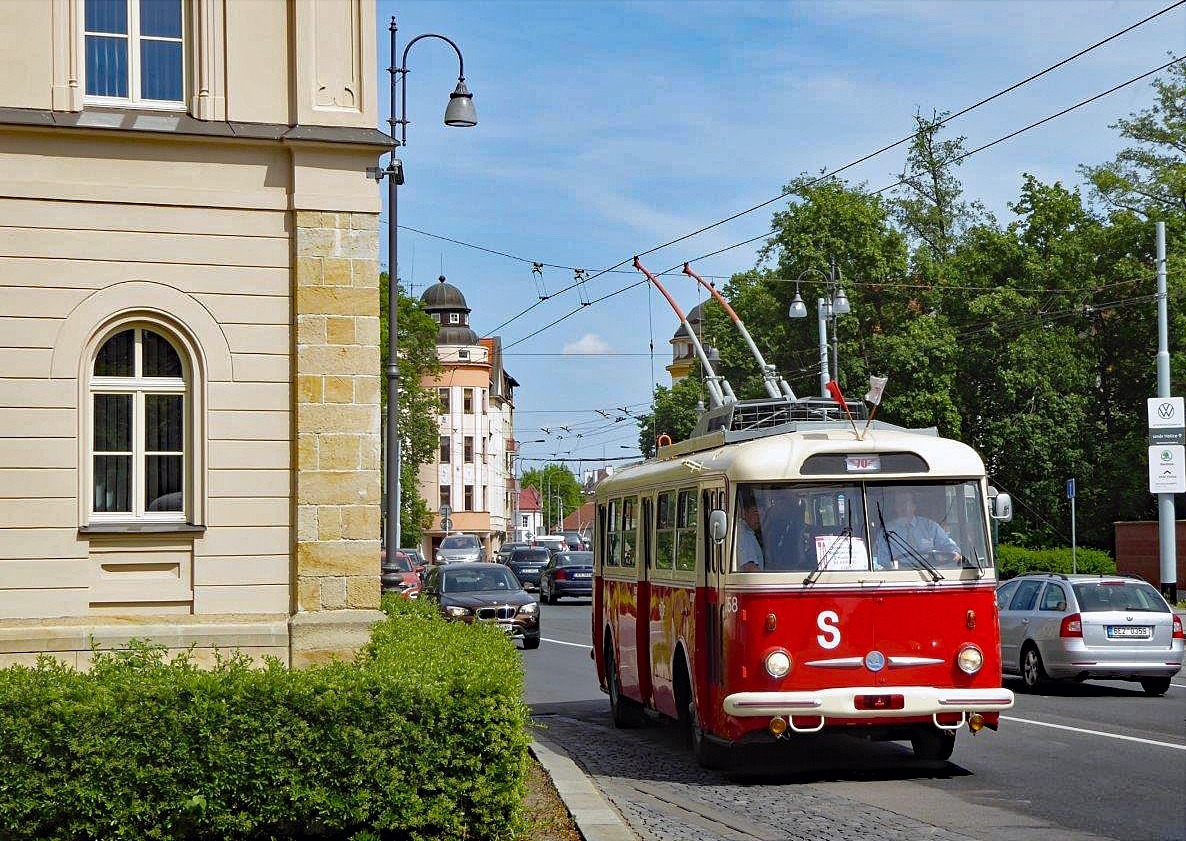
[
  {"xmin": 1106, "ymin": 625, "xmax": 1153, "ymax": 639},
  {"xmin": 574, "ymin": 572, "xmax": 591, "ymax": 579}
]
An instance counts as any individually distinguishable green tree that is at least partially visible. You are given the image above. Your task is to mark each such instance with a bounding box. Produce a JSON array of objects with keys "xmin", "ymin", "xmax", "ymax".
[
  {"xmin": 636, "ymin": 376, "xmax": 706, "ymax": 457},
  {"xmin": 379, "ymin": 273, "xmax": 442, "ymax": 545},
  {"xmin": 521, "ymin": 464, "xmax": 582, "ymax": 532},
  {"xmin": 1080, "ymin": 58, "xmax": 1186, "ymax": 217}
]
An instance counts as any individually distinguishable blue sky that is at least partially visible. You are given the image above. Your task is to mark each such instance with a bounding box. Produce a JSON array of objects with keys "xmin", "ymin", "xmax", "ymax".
[{"xmin": 374, "ymin": 0, "xmax": 1185, "ymax": 476}]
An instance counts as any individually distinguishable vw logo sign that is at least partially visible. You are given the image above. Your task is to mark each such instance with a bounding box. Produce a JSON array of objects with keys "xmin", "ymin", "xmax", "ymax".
[
  {"xmin": 864, "ymin": 650, "xmax": 886, "ymax": 672},
  {"xmin": 1158, "ymin": 402, "xmax": 1176, "ymax": 420}
]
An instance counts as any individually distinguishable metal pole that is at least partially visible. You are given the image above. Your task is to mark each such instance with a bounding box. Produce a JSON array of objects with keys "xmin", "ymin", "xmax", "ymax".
[
  {"xmin": 817, "ymin": 298, "xmax": 829, "ymax": 397},
  {"xmin": 383, "ymin": 17, "xmax": 402, "ymax": 560},
  {"xmin": 1071, "ymin": 493, "xmax": 1077, "ymax": 574},
  {"xmin": 1155, "ymin": 221, "xmax": 1177, "ymax": 603}
]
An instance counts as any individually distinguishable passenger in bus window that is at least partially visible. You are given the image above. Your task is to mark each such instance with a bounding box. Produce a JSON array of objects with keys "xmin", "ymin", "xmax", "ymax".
[
  {"xmin": 736, "ymin": 491, "xmax": 765, "ymax": 571},
  {"xmin": 873, "ymin": 491, "xmax": 962, "ymax": 569},
  {"xmin": 760, "ymin": 494, "xmax": 811, "ymax": 571}
]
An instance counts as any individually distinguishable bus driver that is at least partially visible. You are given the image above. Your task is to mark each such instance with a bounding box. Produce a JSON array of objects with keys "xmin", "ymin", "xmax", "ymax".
[
  {"xmin": 737, "ymin": 492, "xmax": 765, "ymax": 572},
  {"xmin": 873, "ymin": 491, "xmax": 962, "ymax": 569}
]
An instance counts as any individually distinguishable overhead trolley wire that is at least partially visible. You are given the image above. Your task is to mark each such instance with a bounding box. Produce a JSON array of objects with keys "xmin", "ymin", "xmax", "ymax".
[
  {"xmin": 386, "ymin": 1, "xmax": 1185, "ymax": 336},
  {"xmin": 501, "ymin": 55, "xmax": 1185, "ymax": 350}
]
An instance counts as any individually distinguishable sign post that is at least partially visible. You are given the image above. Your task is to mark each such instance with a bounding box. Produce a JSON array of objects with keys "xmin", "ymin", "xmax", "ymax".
[
  {"xmin": 1067, "ymin": 478, "xmax": 1077, "ymax": 574},
  {"xmin": 439, "ymin": 504, "xmax": 453, "ymax": 535}
]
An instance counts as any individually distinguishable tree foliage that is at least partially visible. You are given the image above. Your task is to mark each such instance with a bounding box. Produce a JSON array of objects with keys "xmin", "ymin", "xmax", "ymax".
[
  {"xmin": 379, "ymin": 273, "xmax": 443, "ymax": 544},
  {"xmin": 521, "ymin": 464, "xmax": 582, "ymax": 531},
  {"xmin": 636, "ymin": 376, "xmax": 705, "ymax": 457},
  {"xmin": 635, "ymin": 65, "xmax": 1185, "ymax": 551}
]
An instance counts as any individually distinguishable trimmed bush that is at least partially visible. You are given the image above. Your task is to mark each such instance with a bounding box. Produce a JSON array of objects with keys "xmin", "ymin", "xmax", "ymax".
[
  {"xmin": 0, "ymin": 596, "xmax": 529, "ymax": 841},
  {"xmin": 996, "ymin": 543, "xmax": 1116, "ymax": 580}
]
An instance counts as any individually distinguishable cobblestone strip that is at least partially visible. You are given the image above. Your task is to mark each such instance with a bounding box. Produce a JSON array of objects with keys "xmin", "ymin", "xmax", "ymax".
[{"xmin": 535, "ymin": 715, "xmax": 982, "ymax": 841}]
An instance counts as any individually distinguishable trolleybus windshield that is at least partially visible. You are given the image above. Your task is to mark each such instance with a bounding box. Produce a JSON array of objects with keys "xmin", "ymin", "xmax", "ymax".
[{"xmin": 733, "ymin": 481, "xmax": 989, "ymax": 574}]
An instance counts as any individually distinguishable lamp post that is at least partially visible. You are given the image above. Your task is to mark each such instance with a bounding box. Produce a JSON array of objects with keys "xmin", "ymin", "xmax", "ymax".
[
  {"xmin": 788, "ymin": 260, "xmax": 851, "ymax": 397},
  {"xmin": 372, "ymin": 16, "xmax": 476, "ymax": 560}
]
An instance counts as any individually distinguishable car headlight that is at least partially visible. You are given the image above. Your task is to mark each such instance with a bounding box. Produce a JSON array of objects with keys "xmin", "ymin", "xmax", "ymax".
[
  {"xmin": 764, "ymin": 649, "xmax": 792, "ymax": 678},
  {"xmin": 956, "ymin": 644, "xmax": 984, "ymax": 675},
  {"xmin": 435, "ymin": 553, "xmax": 443, "ymax": 563},
  {"xmin": 444, "ymin": 605, "xmax": 471, "ymax": 618},
  {"xmin": 518, "ymin": 602, "xmax": 539, "ymax": 616}
]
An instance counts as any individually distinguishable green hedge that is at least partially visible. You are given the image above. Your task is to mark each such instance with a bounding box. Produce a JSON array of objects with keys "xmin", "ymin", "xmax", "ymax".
[
  {"xmin": 996, "ymin": 543, "xmax": 1116, "ymax": 579},
  {"xmin": 0, "ymin": 596, "xmax": 529, "ymax": 841}
]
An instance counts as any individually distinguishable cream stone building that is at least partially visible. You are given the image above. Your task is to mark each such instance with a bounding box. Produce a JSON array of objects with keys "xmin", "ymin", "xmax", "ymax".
[
  {"xmin": 0, "ymin": 0, "xmax": 391, "ymax": 667},
  {"xmin": 414, "ymin": 276, "xmax": 517, "ymax": 561},
  {"xmin": 667, "ymin": 302, "xmax": 704, "ymax": 383}
]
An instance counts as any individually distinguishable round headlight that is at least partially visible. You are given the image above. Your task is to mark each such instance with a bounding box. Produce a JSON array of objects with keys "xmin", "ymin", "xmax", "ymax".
[
  {"xmin": 765, "ymin": 649, "xmax": 792, "ymax": 678},
  {"xmin": 957, "ymin": 644, "xmax": 984, "ymax": 675}
]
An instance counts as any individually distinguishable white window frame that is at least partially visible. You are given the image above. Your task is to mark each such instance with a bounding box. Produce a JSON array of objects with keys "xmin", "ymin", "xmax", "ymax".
[
  {"xmin": 83, "ymin": 0, "xmax": 186, "ymax": 109},
  {"xmin": 88, "ymin": 324, "xmax": 189, "ymax": 524}
]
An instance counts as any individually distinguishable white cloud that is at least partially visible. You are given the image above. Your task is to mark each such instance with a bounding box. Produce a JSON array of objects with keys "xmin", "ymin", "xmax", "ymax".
[{"xmin": 563, "ymin": 333, "xmax": 613, "ymax": 355}]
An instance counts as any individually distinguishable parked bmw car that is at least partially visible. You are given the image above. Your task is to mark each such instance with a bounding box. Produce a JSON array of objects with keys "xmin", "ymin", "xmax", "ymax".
[
  {"xmin": 421, "ymin": 562, "xmax": 540, "ymax": 649},
  {"xmin": 540, "ymin": 551, "xmax": 594, "ymax": 604},
  {"xmin": 504, "ymin": 547, "xmax": 550, "ymax": 591},
  {"xmin": 435, "ymin": 533, "xmax": 485, "ymax": 564},
  {"xmin": 997, "ymin": 573, "xmax": 1184, "ymax": 695},
  {"xmin": 380, "ymin": 549, "xmax": 420, "ymax": 599}
]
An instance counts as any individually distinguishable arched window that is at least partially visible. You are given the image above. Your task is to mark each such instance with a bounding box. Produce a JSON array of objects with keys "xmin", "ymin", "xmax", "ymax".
[{"xmin": 89, "ymin": 325, "xmax": 188, "ymax": 522}]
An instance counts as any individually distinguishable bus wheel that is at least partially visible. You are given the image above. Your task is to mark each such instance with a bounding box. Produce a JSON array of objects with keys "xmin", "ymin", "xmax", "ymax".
[
  {"xmin": 606, "ymin": 644, "xmax": 644, "ymax": 728},
  {"xmin": 910, "ymin": 727, "xmax": 956, "ymax": 761},
  {"xmin": 676, "ymin": 668, "xmax": 724, "ymax": 769}
]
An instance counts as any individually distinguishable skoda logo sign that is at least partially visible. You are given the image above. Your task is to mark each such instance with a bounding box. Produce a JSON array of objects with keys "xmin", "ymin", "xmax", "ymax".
[
  {"xmin": 864, "ymin": 650, "xmax": 886, "ymax": 672},
  {"xmin": 1158, "ymin": 402, "xmax": 1176, "ymax": 420}
]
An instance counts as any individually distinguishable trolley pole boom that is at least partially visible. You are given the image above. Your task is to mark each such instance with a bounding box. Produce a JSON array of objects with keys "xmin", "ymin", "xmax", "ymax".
[
  {"xmin": 682, "ymin": 263, "xmax": 796, "ymax": 401},
  {"xmin": 632, "ymin": 257, "xmax": 732, "ymax": 408}
]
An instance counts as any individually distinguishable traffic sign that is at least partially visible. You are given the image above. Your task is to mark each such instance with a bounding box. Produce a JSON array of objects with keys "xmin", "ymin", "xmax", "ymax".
[
  {"xmin": 1066, "ymin": 478, "xmax": 1075, "ymax": 499},
  {"xmin": 1147, "ymin": 397, "xmax": 1185, "ymax": 445},
  {"xmin": 441, "ymin": 517, "xmax": 454, "ymax": 532},
  {"xmin": 439, "ymin": 504, "xmax": 452, "ymax": 518},
  {"xmin": 1148, "ymin": 444, "xmax": 1186, "ymax": 494}
]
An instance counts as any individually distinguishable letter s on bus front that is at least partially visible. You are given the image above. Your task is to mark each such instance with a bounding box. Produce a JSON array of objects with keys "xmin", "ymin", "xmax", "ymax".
[{"xmin": 816, "ymin": 610, "xmax": 841, "ymax": 649}]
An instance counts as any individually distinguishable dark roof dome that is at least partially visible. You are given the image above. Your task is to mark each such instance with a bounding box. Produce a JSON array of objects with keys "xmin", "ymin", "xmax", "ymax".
[
  {"xmin": 671, "ymin": 302, "xmax": 704, "ymax": 340},
  {"xmin": 420, "ymin": 275, "xmax": 470, "ymax": 313},
  {"xmin": 438, "ymin": 325, "xmax": 480, "ymax": 345}
]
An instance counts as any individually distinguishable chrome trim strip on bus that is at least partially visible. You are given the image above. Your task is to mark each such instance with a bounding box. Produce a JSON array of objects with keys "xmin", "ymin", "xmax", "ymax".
[
  {"xmin": 722, "ymin": 686, "xmax": 1015, "ymax": 718},
  {"xmin": 887, "ymin": 656, "xmax": 946, "ymax": 667},
  {"xmin": 719, "ymin": 580, "xmax": 997, "ymax": 593},
  {"xmin": 803, "ymin": 657, "xmax": 865, "ymax": 668}
]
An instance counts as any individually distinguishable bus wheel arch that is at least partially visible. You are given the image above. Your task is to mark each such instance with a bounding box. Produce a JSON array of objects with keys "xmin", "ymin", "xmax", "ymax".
[{"xmin": 672, "ymin": 645, "xmax": 724, "ymax": 769}]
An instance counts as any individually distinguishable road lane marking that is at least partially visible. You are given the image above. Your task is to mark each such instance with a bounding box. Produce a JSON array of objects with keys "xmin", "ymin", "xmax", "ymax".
[
  {"xmin": 1001, "ymin": 715, "xmax": 1186, "ymax": 750},
  {"xmin": 543, "ymin": 637, "xmax": 592, "ymax": 649}
]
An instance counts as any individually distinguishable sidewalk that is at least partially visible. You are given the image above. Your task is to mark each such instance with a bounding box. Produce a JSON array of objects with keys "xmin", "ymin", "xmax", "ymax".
[{"xmin": 531, "ymin": 735, "xmax": 635, "ymax": 841}]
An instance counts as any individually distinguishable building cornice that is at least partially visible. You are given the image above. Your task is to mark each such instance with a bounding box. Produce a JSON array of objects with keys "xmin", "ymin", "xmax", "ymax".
[{"xmin": 0, "ymin": 106, "xmax": 394, "ymax": 150}]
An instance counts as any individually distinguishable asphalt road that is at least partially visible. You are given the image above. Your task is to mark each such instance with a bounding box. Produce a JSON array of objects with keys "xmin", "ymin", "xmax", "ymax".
[{"xmin": 522, "ymin": 600, "xmax": 1186, "ymax": 841}]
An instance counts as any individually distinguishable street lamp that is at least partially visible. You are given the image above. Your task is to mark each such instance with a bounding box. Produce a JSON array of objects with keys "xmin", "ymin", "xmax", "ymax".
[
  {"xmin": 372, "ymin": 16, "xmax": 476, "ymax": 559},
  {"xmin": 788, "ymin": 260, "xmax": 852, "ymax": 397}
]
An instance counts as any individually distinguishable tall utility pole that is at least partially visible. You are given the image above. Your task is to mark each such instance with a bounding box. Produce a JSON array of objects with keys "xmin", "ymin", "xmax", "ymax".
[{"xmin": 1155, "ymin": 222, "xmax": 1178, "ymax": 603}]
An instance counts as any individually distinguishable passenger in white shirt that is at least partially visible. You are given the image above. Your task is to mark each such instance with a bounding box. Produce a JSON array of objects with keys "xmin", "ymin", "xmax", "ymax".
[{"xmin": 736, "ymin": 494, "xmax": 765, "ymax": 572}]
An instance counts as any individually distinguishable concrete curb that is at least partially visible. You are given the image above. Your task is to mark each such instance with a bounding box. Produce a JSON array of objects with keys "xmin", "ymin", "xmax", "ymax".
[{"xmin": 530, "ymin": 735, "xmax": 636, "ymax": 841}]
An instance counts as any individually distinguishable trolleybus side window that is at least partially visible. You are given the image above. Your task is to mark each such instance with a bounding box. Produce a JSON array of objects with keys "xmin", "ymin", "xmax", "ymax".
[
  {"xmin": 620, "ymin": 496, "xmax": 637, "ymax": 568},
  {"xmin": 605, "ymin": 499, "xmax": 619, "ymax": 567},
  {"xmin": 675, "ymin": 488, "xmax": 697, "ymax": 572},
  {"xmin": 656, "ymin": 491, "xmax": 675, "ymax": 571}
]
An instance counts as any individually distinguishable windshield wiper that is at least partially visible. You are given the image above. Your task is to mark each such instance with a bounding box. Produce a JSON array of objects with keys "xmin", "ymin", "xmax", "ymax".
[
  {"xmin": 804, "ymin": 526, "xmax": 852, "ymax": 586},
  {"xmin": 876, "ymin": 502, "xmax": 944, "ymax": 582}
]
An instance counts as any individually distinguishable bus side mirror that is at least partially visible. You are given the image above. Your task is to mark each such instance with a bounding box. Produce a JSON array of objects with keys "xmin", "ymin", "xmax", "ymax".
[
  {"xmin": 709, "ymin": 509, "xmax": 727, "ymax": 544},
  {"xmin": 992, "ymin": 493, "xmax": 1012, "ymax": 522}
]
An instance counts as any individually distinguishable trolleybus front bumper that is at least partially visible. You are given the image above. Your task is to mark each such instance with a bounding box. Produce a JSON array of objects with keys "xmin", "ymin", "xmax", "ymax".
[{"xmin": 723, "ymin": 686, "xmax": 1015, "ymax": 720}]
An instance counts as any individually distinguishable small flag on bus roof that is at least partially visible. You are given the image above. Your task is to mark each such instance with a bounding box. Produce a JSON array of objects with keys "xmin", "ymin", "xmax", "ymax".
[
  {"xmin": 865, "ymin": 375, "xmax": 888, "ymax": 406},
  {"xmin": 825, "ymin": 380, "xmax": 848, "ymax": 412}
]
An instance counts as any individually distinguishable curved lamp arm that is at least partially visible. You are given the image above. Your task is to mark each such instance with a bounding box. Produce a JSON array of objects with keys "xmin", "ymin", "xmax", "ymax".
[{"xmin": 392, "ymin": 26, "xmax": 474, "ymax": 146}]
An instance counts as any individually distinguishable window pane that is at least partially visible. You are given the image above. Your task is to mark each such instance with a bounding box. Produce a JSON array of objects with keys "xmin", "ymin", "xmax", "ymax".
[
  {"xmin": 95, "ymin": 329, "xmax": 134, "ymax": 376},
  {"xmin": 86, "ymin": 0, "xmax": 128, "ymax": 34},
  {"xmin": 145, "ymin": 394, "xmax": 183, "ymax": 451},
  {"xmin": 85, "ymin": 35, "xmax": 129, "ymax": 97},
  {"xmin": 93, "ymin": 454, "xmax": 132, "ymax": 512},
  {"xmin": 140, "ymin": 40, "xmax": 183, "ymax": 102},
  {"xmin": 93, "ymin": 394, "xmax": 132, "ymax": 451},
  {"xmin": 145, "ymin": 455, "xmax": 183, "ymax": 511},
  {"xmin": 142, "ymin": 330, "xmax": 182, "ymax": 377},
  {"xmin": 139, "ymin": 0, "xmax": 182, "ymax": 37}
]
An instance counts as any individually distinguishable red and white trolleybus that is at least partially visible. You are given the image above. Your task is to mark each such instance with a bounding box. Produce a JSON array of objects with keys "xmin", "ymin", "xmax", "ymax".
[{"xmin": 592, "ymin": 396, "xmax": 1015, "ymax": 765}]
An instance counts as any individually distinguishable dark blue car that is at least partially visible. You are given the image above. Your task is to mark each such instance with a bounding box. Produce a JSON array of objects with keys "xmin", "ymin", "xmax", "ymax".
[
  {"xmin": 505, "ymin": 547, "xmax": 550, "ymax": 591},
  {"xmin": 540, "ymin": 551, "xmax": 594, "ymax": 604}
]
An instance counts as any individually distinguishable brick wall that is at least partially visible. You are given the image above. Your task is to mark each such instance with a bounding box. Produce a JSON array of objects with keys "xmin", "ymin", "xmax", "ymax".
[{"xmin": 1114, "ymin": 520, "xmax": 1186, "ymax": 586}]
